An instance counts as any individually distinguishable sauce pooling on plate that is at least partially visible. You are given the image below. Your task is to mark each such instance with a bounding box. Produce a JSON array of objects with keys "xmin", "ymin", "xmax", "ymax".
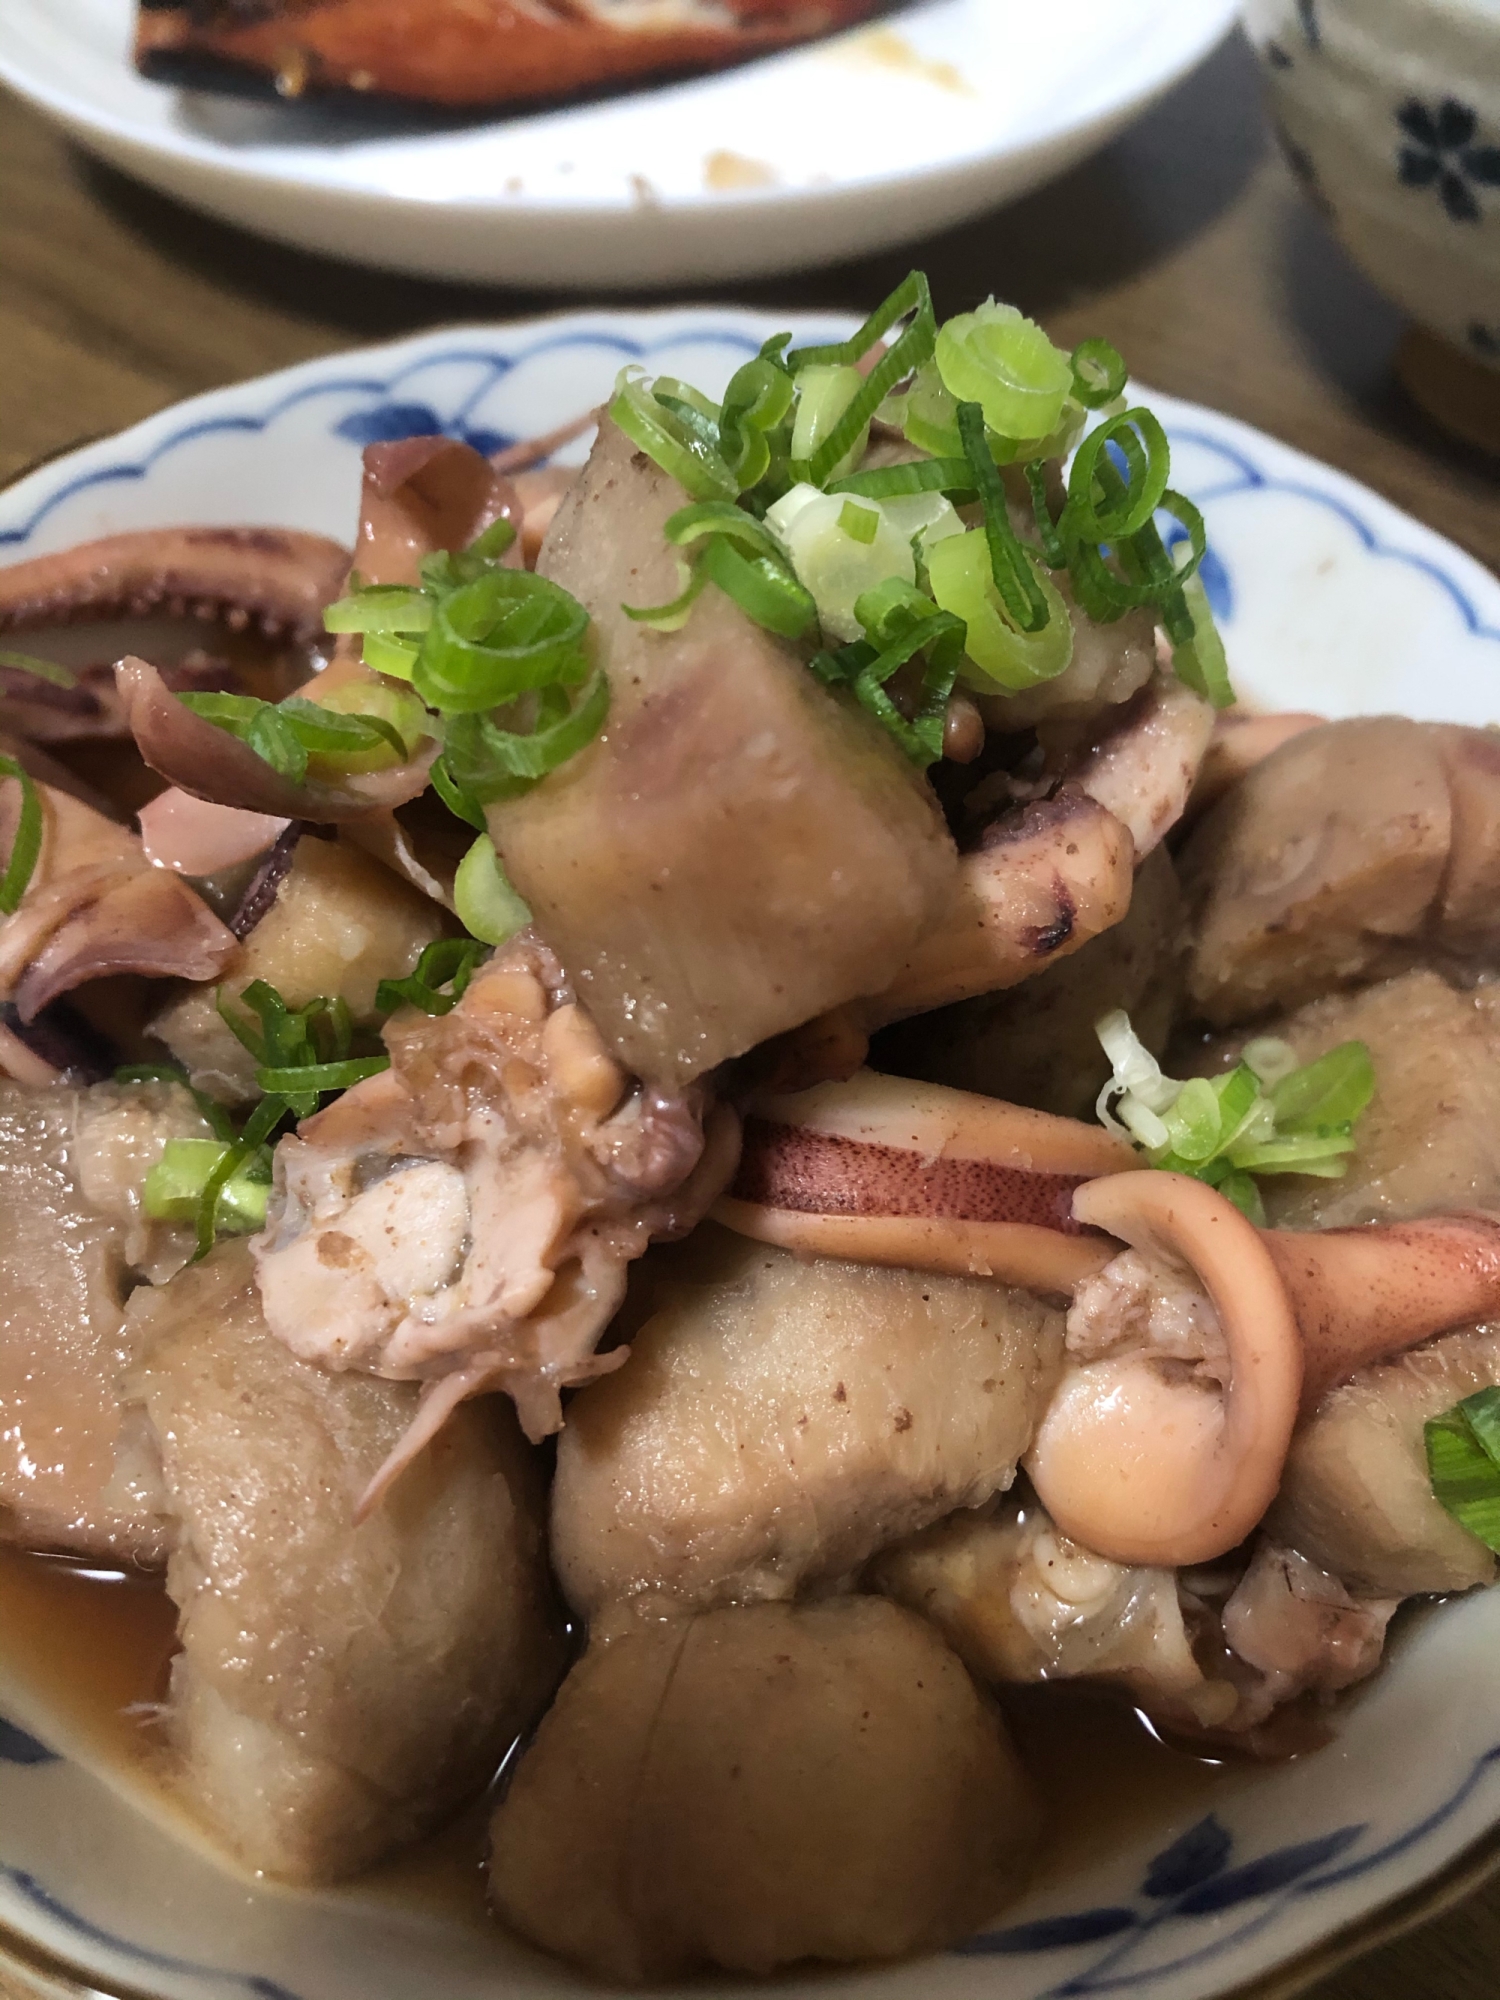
[{"xmin": 0, "ymin": 1543, "xmax": 1248, "ymax": 1927}]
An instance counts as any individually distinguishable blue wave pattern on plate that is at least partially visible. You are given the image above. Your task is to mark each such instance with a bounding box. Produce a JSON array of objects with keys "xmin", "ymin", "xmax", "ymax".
[
  {"xmin": 4, "ymin": 1697, "xmax": 1497, "ymax": 1999},
  {"xmin": 0, "ymin": 1719, "xmax": 57, "ymax": 1766},
  {"xmin": 1, "ymin": 1856, "xmax": 304, "ymax": 2000},
  {"xmin": 960, "ymin": 1742, "xmax": 1500, "ymax": 1995},
  {"xmin": 0, "ymin": 328, "xmax": 783, "ymax": 549},
  {"xmin": 1167, "ymin": 426, "xmax": 1500, "ymax": 647},
  {"xmin": 9, "ymin": 328, "xmax": 1497, "ymax": 676}
]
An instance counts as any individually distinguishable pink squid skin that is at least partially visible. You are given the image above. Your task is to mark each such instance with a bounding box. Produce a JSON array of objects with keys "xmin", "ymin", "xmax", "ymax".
[
  {"xmin": 0, "ymin": 773, "xmax": 239, "ymax": 1021},
  {"xmin": 1027, "ymin": 1172, "xmax": 1305, "ymax": 1570},
  {"xmin": 714, "ymin": 1070, "xmax": 1136, "ymax": 1292},
  {"xmin": 1262, "ymin": 1213, "xmax": 1500, "ymax": 1414},
  {"xmin": 0, "ymin": 526, "xmax": 350, "ymax": 643},
  {"xmin": 354, "ymin": 437, "xmax": 522, "ymax": 587}
]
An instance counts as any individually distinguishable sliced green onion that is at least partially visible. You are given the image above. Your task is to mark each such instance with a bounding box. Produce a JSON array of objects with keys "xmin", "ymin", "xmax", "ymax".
[
  {"xmin": 622, "ymin": 563, "xmax": 708, "ymax": 632},
  {"xmin": 1067, "ymin": 409, "xmax": 1172, "ymax": 544},
  {"xmin": 0, "ymin": 649, "xmax": 78, "ymax": 688},
  {"xmin": 1269, "ymin": 1040, "xmax": 1375, "ymax": 1133},
  {"xmin": 193, "ymin": 1092, "xmax": 285, "ymax": 1260},
  {"xmin": 698, "ymin": 537, "xmax": 816, "ymax": 640},
  {"xmin": 430, "ymin": 754, "xmax": 488, "ymax": 829},
  {"xmin": 1170, "ymin": 574, "xmax": 1234, "ymax": 710},
  {"xmin": 661, "ymin": 501, "xmax": 790, "ymax": 560},
  {"xmin": 790, "ymin": 365, "xmax": 869, "ymax": 486},
  {"xmin": 839, "ymin": 500, "xmax": 880, "ymax": 545},
  {"xmin": 441, "ymin": 669, "xmax": 608, "ymax": 803},
  {"xmin": 1094, "ymin": 1012, "xmax": 1376, "ymax": 1205},
  {"xmin": 322, "ymin": 584, "xmax": 433, "ymax": 682},
  {"xmin": 718, "ymin": 350, "xmax": 796, "ymax": 492},
  {"xmin": 179, "ymin": 689, "xmax": 422, "ymax": 784},
  {"xmin": 609, "ymin": 367, "xmax": 737, "ymax": 502},
  {"xmin": 811, "ymin": 579, "xmax": 965, "ymax": 768},
  {"xmin": 935, "ymin": 302, "xmax": 1074, "ymax": 446},
  {"xmin": 765, "ymin": 484, "xmax": 914, "ymax": 644},
  {"xmin": 414, "ymin": 570, "xmax": 590, "ymax": 715},
  {"xmin": 0, "ymin": 754, "xmax": 43, "ymax": 915},
  {"xmin": 1069, "ymin": 337, "xmax": 1128, "ymax": 410},
  {"xmin": 276, "ymin": 694, "xmax": 414, "ymax": 773},
  {"xmin": 828, "ymin": 458, "xmax": 974, "ymax": 502},
  {"xmin": 1023, "ymin": 461, "xmax": 1068, "ymax": 570},
  {"xmin": 1242, "ymin": 1036, "xmax": 1300, "ymax": 1088},
  {"xmin": 957, "ymin": 400, "xmax": 1052, "ymax": 636},
  {"xmin": 1213, "ymin": 1170, "xmax": 1267, "ymax": 1226},
  {"xmin": 323, "ymin": 585, "xmax": 433, "ymax": 637},
  {"xmin": 895, "ymin": 362, "xmax": 965, "ymax": 459},
  {"xmin": 144, "ymin": 1136, "xmax": 270, "ymax": 1235},
  {"xmin": 455, "ymin": 834, "xmax": 531, "ymax": 946},
  {"xmin": 1427, "ymin": 1389, "xmax": 1500, "ymax": 1552},
  {"xmin": 926, "ymin": 527, "xmax": 1072, "ymax": 693},
  {"xmin": 255, "ymin": 1055, "xmax": 391, "ymax": 1096},
  {"xmin": 218, "ymin": 978, "xmax": 371, "ymax": 1118},
  {"xmin": 375, "ymin": 936, "xmax": 486, "ymax": 1017},
  {"xmin": 786, "ymin": 271, "xmax": 938, "ymax": 489}
]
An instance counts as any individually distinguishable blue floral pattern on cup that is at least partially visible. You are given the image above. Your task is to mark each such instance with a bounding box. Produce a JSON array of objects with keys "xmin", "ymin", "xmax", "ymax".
[{"xmin": 1397, "ymin": 98, "xmax": 1500, "ymax": 224}]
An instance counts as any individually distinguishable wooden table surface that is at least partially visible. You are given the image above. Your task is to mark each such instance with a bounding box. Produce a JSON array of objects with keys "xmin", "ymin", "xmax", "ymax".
[{"xmin": 3, "ymin": 23, "xmax": 1500, "ymax": 2000}]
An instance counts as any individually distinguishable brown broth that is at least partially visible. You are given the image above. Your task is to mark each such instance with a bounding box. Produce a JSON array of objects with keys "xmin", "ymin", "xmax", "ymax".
[{"xmin": 0, "ymin": 1542, "xmax": 1249, "ymax": 1935}]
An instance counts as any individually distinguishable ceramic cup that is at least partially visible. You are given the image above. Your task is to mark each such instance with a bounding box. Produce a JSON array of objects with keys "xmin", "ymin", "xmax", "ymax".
[{"xmin": 1244, "ymin": 0, "xmax": 1500, "ymax": 445}]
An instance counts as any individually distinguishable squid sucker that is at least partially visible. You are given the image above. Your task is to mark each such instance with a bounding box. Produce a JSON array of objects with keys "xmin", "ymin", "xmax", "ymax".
[{"xmin": 0, "ymin": 527, "xmax": 350, "ymax": 644}]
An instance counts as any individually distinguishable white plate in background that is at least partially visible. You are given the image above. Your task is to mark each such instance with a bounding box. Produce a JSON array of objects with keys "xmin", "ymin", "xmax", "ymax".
[{"xmin": 0, "ymin": 0, "xmax": 1237, "ymax": 286}]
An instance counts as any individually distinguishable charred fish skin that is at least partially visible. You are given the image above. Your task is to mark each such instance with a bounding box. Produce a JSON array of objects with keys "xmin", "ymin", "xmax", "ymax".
[{"xmin": 133, "ymin": 0, "xmax": 886, "ymax": 108}]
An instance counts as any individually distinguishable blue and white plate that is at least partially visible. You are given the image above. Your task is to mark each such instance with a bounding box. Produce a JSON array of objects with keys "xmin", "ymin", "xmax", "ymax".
[{"xmin": 2, "ymin": 310, "xmax": 1500, "ymax": 2000}]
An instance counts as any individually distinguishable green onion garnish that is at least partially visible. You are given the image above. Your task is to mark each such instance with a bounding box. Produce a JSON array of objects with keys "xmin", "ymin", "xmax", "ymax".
[
  {"xmin": 0, "ymin": 754, "xmax": 43, "ymax": 916},
  {"xmin": 609, "ymin": 367, "xmax": 737, "ymax": 502},
  {"xmin": 0, "ymin": 649, "xmax": 79, "ymax": 689},
  {"xmin": 219, "ymin": 978, "xmax": 389, "ymax": 1121},
  {"xmin": 143, "ymin": 1136, "xmax": 271, "ymax": 1236},
  {"xmin": 454, "ymin": 834, "xmax": 531, "ymax": 947},
  {"xmin": 177, "ymin": 689, "xmax": 419, "ymax": 786},
  {"xmin": 1068, "ymin": 337, "xmax": 1128, "ymax": 411},
  {"xmin": 192, "ymin": 1092, "xmax": 285, "ymax": 1261},
  {"xmin": 810, "ymin": 578, "xmax": 965, "ymax": 769},
  {"xmin": 839, "ymin": 500, "xmax": 880, "ymax": 545},
  {"xmin": 1426, "ymin": 1389, "xmax": 1500, "ymax": 1553},
  {"xmin": 442, "ymin": 669, "xmax": 610, "ymax": 803},
  {"xmin": 625, "ymin": 502, "xmax": 814, "ymax": 642},
  {"xmin": 926, "ymin": 527, "xmax": 1073, "ymax": 692},
  {"xmin": 935, "ymin": 302, "xmax": 1075, "ymax": 447},
  {"xmin": 697, "ymin": 537, "xmax": 815, "ymax": 640},
  {"xmin": 827, "ymin": 458, "xmax": 975, "ymax": 502},
  {"xmin": 956, "ymin": 400, "xmax": 1052, "ymax": 636},
  {"xmin": 429, "ymin": 755, "xmax": 487, "ymax": 829},
  {"xmin": 117, "ymin": 1059, "xmax": 284, "ymax": 1259},
  {"xmin": 717, "ymin": 343, "xmax": 796, "ymax": 493},
  {"xmin": 787, "ymin": 270, "xmax": 938, "ymax": 490},
  {"xmin": 415, "ymin": 570, "xmax": 590, "ymax": 716},
  {"xmin": 1094, "ymin": 1012, "xmax": 1375, "ymax": 1224},
  {"xmin": 375, "ymin": 936, "xmax": 485, "ymax": 1018}
]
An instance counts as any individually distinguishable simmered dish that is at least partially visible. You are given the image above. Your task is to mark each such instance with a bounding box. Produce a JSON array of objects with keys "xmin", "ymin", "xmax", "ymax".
[{"xmin": 3, "ymin": 276, "xmax": 1500, "ymax": 1984}]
